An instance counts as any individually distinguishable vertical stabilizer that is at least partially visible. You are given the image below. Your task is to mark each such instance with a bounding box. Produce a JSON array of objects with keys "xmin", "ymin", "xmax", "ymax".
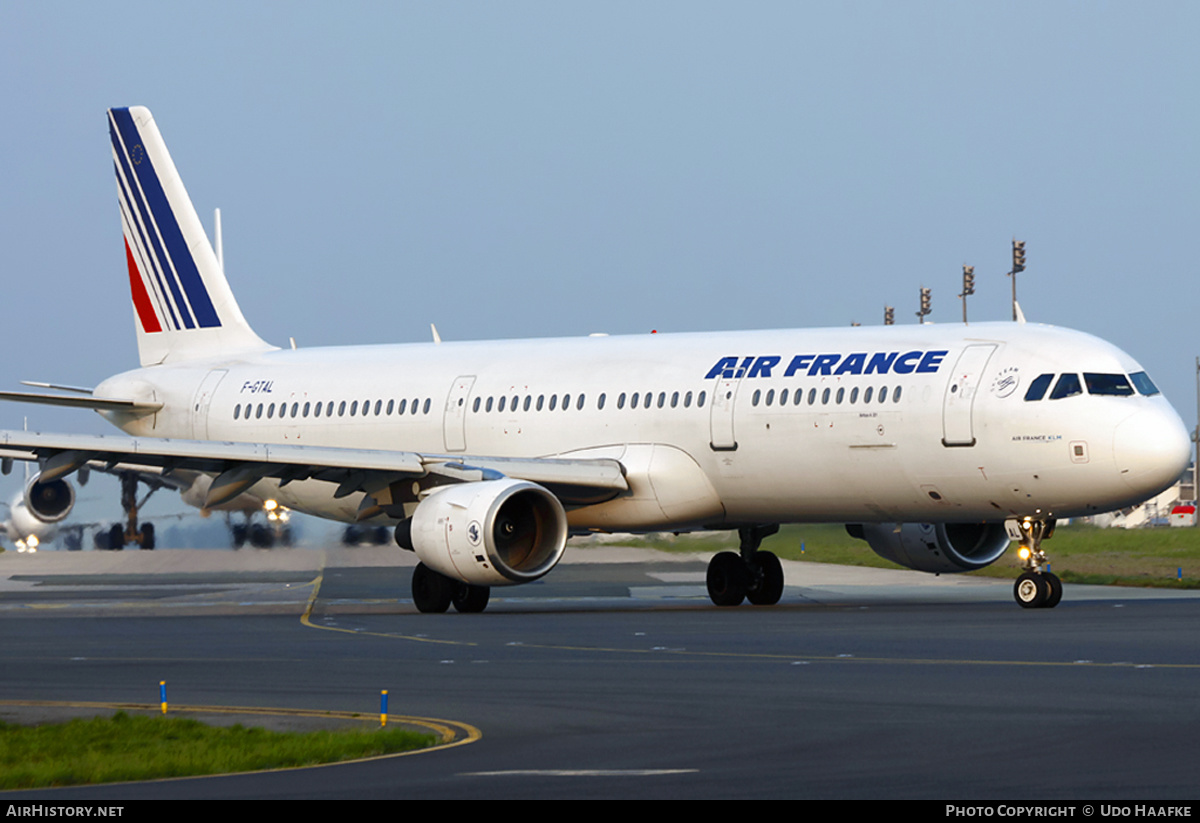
[{"xmin": 108, "ymin": 107, "xmax": 275, "ymax": 366}]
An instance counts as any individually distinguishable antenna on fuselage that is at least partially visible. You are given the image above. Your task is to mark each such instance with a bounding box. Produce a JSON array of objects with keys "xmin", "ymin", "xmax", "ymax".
[{"xmin": 431, "ymin": 324, "xmax": 442, "ymax": 344}]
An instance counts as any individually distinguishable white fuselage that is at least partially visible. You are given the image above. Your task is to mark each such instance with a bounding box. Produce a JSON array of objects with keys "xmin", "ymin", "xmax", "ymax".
[{"xmin": 94, "ymin": 321, "xmax": 1191, "ymax": 532}]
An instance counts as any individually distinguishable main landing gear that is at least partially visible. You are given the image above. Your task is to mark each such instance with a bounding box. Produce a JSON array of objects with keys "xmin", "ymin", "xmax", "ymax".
[
  {"xmin": 94, "ymin": 472, "xmax": 157, "ymax": 550},
  {"xmin": 410, "ymin": 562, "xmax": 491, "ymax": 614},
  {"xmin": 1012, "ymin": 518, "xmax": 1062, "ymax": 609},
  {"xmin": 706, "ymin": 524, "xmax": 784, "ymax": 607}
]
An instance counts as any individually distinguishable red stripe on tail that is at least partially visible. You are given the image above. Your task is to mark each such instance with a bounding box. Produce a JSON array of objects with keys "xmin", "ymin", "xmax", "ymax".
[{"xmin": 125, "ymin": 238, "xmax": 162, "ymax": 333}]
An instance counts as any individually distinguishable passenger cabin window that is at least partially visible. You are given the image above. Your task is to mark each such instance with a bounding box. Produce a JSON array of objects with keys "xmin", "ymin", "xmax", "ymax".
[
  {"xmin": 1049, "ymin": 373, "xmax": 1083, "ymax": 400},
  {"xmin": 1084, "ymin": 373, "xmax": 1134, "ymax": 396},
  {"xmin": 1024, "ymin": 373, "xmax": 1054, "ymax": 401}
]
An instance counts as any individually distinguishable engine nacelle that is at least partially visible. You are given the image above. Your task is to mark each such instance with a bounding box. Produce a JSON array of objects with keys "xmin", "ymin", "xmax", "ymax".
[
  {"xmin": 405, "ymin": 479, "xmax": 568, "ymax": 587},
  {"xmin": 24, "ymin": 474, "xmax": 76, "ymax": 524},
  {"xmin": 848, "ymin": 522, "xmax": 1010, "ymax": 574}
]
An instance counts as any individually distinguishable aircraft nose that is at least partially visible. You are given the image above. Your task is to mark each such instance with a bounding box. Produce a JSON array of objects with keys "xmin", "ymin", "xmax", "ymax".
[{"xmin": 1112, "ymin": 406, "xmax": 1192, "ymax": 496}]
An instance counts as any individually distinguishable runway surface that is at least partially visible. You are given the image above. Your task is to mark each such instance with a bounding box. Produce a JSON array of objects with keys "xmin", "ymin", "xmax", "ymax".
[{"xmin": 1, "ymin": 544, "xmax": 1199, "ymax": 799}]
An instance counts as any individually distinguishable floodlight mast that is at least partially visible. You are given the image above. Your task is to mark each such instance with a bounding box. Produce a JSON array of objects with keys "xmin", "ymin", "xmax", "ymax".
[
  {"xmin": 1010, "ymin": 239, "xmax": 1026, "ymax": 321},
  {"xmin": 916, "ymin": 287, "xmax": 931, "ymax": 324},
  {"xmin": 959, "ymin": 265, "xmax": 975, "ymax": 324}
]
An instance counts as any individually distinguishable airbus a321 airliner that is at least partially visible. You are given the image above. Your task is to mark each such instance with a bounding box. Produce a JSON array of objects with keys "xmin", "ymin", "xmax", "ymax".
[{"xmin": 0, "ymin": 107, "xmax": 1190, "ymax": 612}]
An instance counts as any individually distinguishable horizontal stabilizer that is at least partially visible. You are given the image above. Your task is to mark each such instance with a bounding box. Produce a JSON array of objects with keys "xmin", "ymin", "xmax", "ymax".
[{"xmin": 0, "ymin": 391, "xmax": 163, "ymax": 414}]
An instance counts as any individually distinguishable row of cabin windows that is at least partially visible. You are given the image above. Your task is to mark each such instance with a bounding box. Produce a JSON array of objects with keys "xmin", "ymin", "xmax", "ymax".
[
  {"xmin": 1024, "ymin": 371, "xmax": 1160, "ymax": 402},
  {"xmin": 472, "ymin": 390, "xmax": 710, "ymax": 414},
  {"xmin": 751, "ymin": 384, "xmax": 903, "ymax": 408},
  {"xmin": 233, "ymin": 397, "xmax": 433, "ymax": 421},
  {"xmin": 232, "ymin": 390, "xmax": 716, "ymax": 421},
  {"xmin": 232, "ymin": 381, "xmax": 921, "ymax": 422}
]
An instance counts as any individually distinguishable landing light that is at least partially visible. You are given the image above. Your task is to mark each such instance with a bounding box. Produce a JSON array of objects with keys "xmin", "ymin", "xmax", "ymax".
[{"xmin": 264, "ymin": 499, "xmax": 290, "ymax": 523}]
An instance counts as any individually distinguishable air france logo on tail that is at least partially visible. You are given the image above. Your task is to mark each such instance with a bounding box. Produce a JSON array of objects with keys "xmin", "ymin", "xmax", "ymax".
[
  {"xmin": 704, "ymin": 351, "xmax": 949, "ymax": 379},
  {"xmin": 109, "ymin": 108, "xmax": 221, "ymax": 335}
]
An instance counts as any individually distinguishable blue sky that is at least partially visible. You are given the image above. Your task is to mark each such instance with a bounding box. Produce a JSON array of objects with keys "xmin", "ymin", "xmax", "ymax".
[{"xmin": 1, "ymin": 2, "xmax": 1197, "ymax": 528}]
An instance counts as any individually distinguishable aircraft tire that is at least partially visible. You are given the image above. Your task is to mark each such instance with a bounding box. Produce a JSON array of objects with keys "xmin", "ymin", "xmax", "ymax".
[
  {"xmin": 1014, "ymin": 572, "xmax": 1048, "ymax": 608},
  {"xmin": 250, "ymin": 523, "xmax": 274, "ymax": 549},
  {"xmin": 452, "ymin": 583, "xmax": 490, "ymax": 614},
  {"xmin": 411, "ymin": 563, "xmax": 453, "ymax": 613},
  {"xmin": 747, "ymin": 550, "xmax": 784, "ymax": 605},
  {"xmin": 139, "ymin": 523, "xmax": 155, "ymax": 550},
  {"xmin": 707, "ymin": 551, "xmax": 748, "ymax": 606},
  {"xmin": 1043, "ymin": 572, "xmax": 1063, "ymax": 608},
  {"xmin": 108, "ymin": 524, "xmax": 125, "ymax": 551}
]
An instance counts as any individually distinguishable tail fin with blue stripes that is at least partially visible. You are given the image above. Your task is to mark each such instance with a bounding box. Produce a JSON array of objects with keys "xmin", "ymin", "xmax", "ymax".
[{"xmin": 108, "ymin": 107, "xmax": 274, "ymax": 366}]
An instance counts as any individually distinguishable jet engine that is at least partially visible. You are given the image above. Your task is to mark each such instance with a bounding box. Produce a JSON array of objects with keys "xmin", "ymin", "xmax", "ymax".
[
  {"xmin": 398, "ymin": 479, "xmax": 568, "ymax": 587},
  {"xmin": 847, "ymin": 522, "xmax": 1010, "ymax": 574},
  {"xmin": 23, "ymin": 473, "xmax": 76, "ymax": 524}
]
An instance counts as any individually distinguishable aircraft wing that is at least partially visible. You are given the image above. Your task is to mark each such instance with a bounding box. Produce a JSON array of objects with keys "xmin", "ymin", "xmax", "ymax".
[{"xmin": 0, "ymin": 430, "xmax": 629, "ymax": 513}]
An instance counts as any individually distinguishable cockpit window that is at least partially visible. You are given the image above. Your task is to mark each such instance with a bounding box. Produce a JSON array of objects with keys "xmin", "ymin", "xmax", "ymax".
[
  {"xmin": 1084, "ymin": 373, "xmax": 1134, "ymax": 396},
  {"xmin": 1024, "ymin": 373, "xmax": 1054, "ymax": 401},
  {"xmin": 1049, "ymin": 373, "xmax": 1083, "ymax": 400},
  {"xmin": 1130, "ymin": 371, "xmax": 1160, "ymax": 396}
]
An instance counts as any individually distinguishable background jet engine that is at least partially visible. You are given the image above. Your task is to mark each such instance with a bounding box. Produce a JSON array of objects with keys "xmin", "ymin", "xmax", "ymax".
[
  {"xmin": 399, "ymin": 478, "xmax": 569, "ymax": 587},
  {"xmin": 847, "ymin": 522, "xmax": 1011, "ymax": 574},
  {"xmin": 23, "ymin": 473, "xmax": 75, "ymax": 524}
]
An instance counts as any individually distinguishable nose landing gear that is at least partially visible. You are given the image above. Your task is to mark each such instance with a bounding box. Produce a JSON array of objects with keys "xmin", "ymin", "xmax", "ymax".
[{"xmin": 1012, "ymin": 518, "xmax": 1062, "ymax": 609}]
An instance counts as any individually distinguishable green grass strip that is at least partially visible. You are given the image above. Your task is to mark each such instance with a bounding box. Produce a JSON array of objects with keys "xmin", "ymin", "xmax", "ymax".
[
  {"xmin": 0, "ymin": 711, "xmax": 435, "ymax": 790},
  {"xmin": 588, "ymin": 523, "xmax": 1200, "ymax": 589}
]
